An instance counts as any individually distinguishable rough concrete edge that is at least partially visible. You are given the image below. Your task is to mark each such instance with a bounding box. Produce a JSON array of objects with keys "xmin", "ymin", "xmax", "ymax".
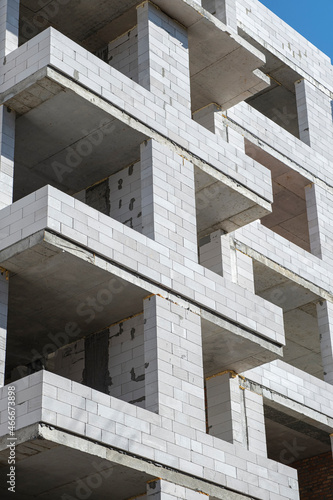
[
  {"xmin": 243, "ymin": 379, "xmax": 333, "ymax": 433},
  {"xmin": 35, "ymin": 423, "xmax": 254, "ymax": 500},
  {"xmin": 233, "ymin": 240, "xmax": 333, "ymax": 302}
]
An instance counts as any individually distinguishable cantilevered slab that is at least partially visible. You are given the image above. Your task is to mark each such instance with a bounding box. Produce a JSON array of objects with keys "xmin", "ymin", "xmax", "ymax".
[
  {"xmin": 0, "ymin": 187, "xmax": 284, "ymax": 373},
  {"xmin": 19, "ymin": 0, "xmax": 269, "ymax": 110},
  {"xmin": 0, "ymin": 28, "xmax": 272, "ymax": 231}
]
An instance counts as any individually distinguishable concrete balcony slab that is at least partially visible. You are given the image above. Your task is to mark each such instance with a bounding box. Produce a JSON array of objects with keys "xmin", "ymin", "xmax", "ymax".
[
  {"xmin": 19, "ymin": 0, "xmax": 269, "ymax": 110},
  {"xmin": 0, "ymin": 371, "xmax": 299, "ymax": 500},
  {"xmin": 0, "ymin": 186, "xmax": 283, "ymax": 375}
]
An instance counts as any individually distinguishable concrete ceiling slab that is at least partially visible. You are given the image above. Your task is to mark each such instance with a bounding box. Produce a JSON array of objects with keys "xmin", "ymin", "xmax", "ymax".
[
  {"xmin": 19, "ymin": 0, "xmax": 268, "ymax": 111},
  {"xmin": 201, "ymin": 313, "xmax": 281, "ymax": 377},
  {"xmin": 245, "ymin": 142, "xmax": 311, "ymax": 251},
  {"xmin": 13, "ymin": 86, "xmax": 146, "ymax": 200},
  {"xmin": 195, "ymin": 168, "xmax": 263, "ymax": 237},
  {"xmin": 1, "ymin": 238, "xmax": 149, "ymax": 374},
  {"xmin": 253, "ymin": 261, "xmax": 323, "ymax": 379},
  {"xmin": 2, "ymin": 72, "xmax": 272, "ymax": 244},
  {"xmin": 253, "ymin": 261, "xmax": 318, "ymax": 313},
  {"xmin": 265, "ymin": 417, "xmax": 331, "ymax": 464},
  {"xmin": 0, "ymin": 438, "xmax": 153, "ymax": 500}
]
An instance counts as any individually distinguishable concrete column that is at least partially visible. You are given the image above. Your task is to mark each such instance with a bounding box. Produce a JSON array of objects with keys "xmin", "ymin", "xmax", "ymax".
[
  {"xmin": 144, "ymin": 295, "xmax": 206, "ymax": 432},
  {"xmin": 199, "ymin": 230, "xmax": 224, "ymax": 276},
  {"xmin": 146, "ymin": 479, "xmax": 208, "ymax": 499},
  {"xmin": 199, "ymin": 231, "xmax": 253, "ymax": 289},
  {"xmin": 235, "ymin": 250, "xmax": 254, "ymax": 293},
  {"xmin": 137, "ymin": 1, "xmax": 192, "ymax": 116},
  {"xmin": 141, "ymin": 139, "xmax": 198, "ymax": 263},
  {"xmin": 316, "ymin": 300, "xmax": 333, "ymax": 385},
  {"xmin": 206, "ymin": 373, "xmax": 246, "ymax": 446},
  {"xmin": 0, "ymin": 106, "xmax": 15, "ymax": 210},
  {"xmin": 331, "ymin": 434, "xmax": 333, "ymax": 458},
  {"xmin": 202, "ymin": 0, "xmax": 237, "ymax": 32},
  {"xmin": 305, "ymin": 183, "xmax": 333, "ymax": 262},
  {"xmin": 192, "ymin": 104, "xmax": 244, "ymax": 150},
  {"xmin": 0, "ymin": 0, "xmax": 19, "ymax": 60},
  {"xmin": 305, "ymin": 184, "xmax": 322, "ymax": 259},
  {"xmin": 295, "ymin": 79, "xmax": 333, "ymax": 161},
  {"xmin": 206, "ymin": 374, "xmax": 267, "ymax": 456},
  {"xmin": 193, "ymin": 104, "xmax": 228, "ymax": 141},
  {"xmin": 0, "ymin": 271, "xmax": 8, "ymax": 386},
  {"xmin": 215, "ymin": 0, "xmax": 237, "ymax": 32}
]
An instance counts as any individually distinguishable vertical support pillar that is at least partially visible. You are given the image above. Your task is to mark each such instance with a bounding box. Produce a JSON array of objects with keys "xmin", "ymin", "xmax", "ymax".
[
  {"xmin": 305, "ymin": 182, "xmax": 333, "ymax": 262},
  {"xmin": 206, "ymin": 374, "xmax": 267, "ymax": 456},
  {"xmin": 193, "ymin": 104, "xmax": 228, "ymax": 141},
  {"xmin": 199, "ymin": 230, "xmax": 224, "ymax": 276},
  {"xmin": 243, "ymin": 390, "xmax": 267, "ymax": 457},
  {"xmin": 0, "ymin": 0, "xmax": 19, "ymax": 60},
  {"xmin": 144, "ymin": 295, "xmax": 206, "ymax": 432},
  {"xmin": 0, "ymin": 107, "xmax": 15, "ymax": 210},
  {"xmin": 141, "ymin": 139, "xmax": 198, "ymax": 263},
  {"xmin": 305, "ymin": 184, "xmax": 322, "ymax": 259},
  {"xmin": 0, "ymin": 270, "xmax": 8, "ymax": 386},
  {"xmin": 235, "ymin": 250, "xmax": 254, "ymax": 293},
  {"xmin": 146, "ymin": 479, "xmax": 208, "ymax": 499},
  {"xmin": 137, "ymin": 1, "xmax": 192, "ymax": 116},
  {"xmin": 295, "ymin": 79, "xmax": 333, "ymax": 160},
  {"xmin": 215, "ymin": 0, "xmax": 237, "ymax": 32},
  {"xmin": 316, "ymin": 300, "xmax": 333, "ymax": 385},
  {"xmin": 202, "ymin": 0, "xmax": 237, "ymax": 32},
  {"xmin": 192, "ymin": 104, "xmax": 244, "ymax": 150},
  {"xmin": 206, "ymin": 373, "xmax": 246, "ymax": 446}
]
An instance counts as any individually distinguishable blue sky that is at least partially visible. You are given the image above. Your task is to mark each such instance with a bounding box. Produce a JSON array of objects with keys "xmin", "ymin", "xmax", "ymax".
[{"xmin": 259, "ymin": 0, "xmax": 333, "ymax": 61}]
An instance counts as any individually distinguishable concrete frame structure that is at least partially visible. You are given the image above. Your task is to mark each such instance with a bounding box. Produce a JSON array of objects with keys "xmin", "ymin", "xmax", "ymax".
[{"xmin": 0, "ymin": 0, "xmax": 332, "ymax": 498}]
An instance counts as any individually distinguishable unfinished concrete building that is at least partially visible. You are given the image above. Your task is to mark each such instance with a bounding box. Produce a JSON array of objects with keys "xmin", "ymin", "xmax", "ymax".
[{"xmin": 0, "ymin": 0, "xmax": 333, "ymax": 498}]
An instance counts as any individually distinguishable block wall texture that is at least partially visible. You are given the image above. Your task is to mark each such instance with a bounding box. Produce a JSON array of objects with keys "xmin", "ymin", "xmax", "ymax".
[
  {"xmin": 0, "ymin": 0, "xmax": 333, "ymax": 498},
  {"xmin": 0, "ymin": 371, "xmax": 300, "ymax": 500},
  {"xmin": 141, "ymin": 139, "xmax": 198, "ymax": 263},
  {"xmin": 137, "ymin": 1, "xmax": 192, "ymax": 116},
  {"xmin": 73, "ymin": 162, "xmax": 143, "ymax": 233},
  {"xmin": 0, "ymin": 106, "xmax": 15, "ymax": 210},
  {"xmin": 0, "ymin": 271, "xmax": 8, "ymax": 385},
  {"xmin": 295, "ymin": 79, "xmax": 333, "ymax": 161},
  {"xmin": 108, "ymin": 314, "xmax": 145, "ymax": 408},
  {"xmin": 108, "ymin": 27, "xmax": 138, "ymax": 83},
  {"xmin": 144, "ymin": 295, "xmax": 206, "ymax": 431},
  {"xmin": 47, "ymin": 339, "xmax": 85, "ymax": 384},
  {"xmin": 0, "ymin": 0, "xmax": 19, "ymax": 58}
]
